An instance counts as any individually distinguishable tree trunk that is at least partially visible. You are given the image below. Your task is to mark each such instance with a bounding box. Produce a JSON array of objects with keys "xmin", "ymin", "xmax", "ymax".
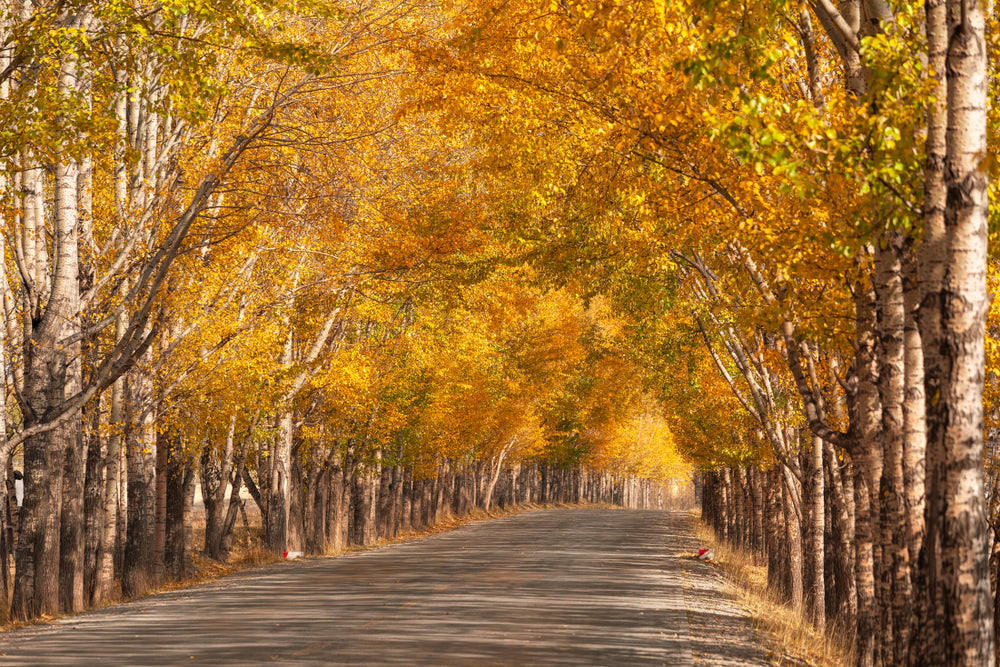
[
  {"xmin": 82, "ymin": 390, "xmax": 105, "ymax": 608},
  {"xmin": 916, "ymin": 1, "xmax": 995, "ymax": 662},
  {"xmin": 201, "ymin": 432, "xmax": 230, "ymax": 561},
  {"xmin": 782, "ymin": 465, "xmax": 804, "ymax": 611},
  {"xmin": 11, "ymin": 131, "xmax": 83, "ymax": 619},
  {"xmin": 854, "ymin": 456, "xmax": 877, "ymax": 667},
  {"xmin": 765, "ymin": 468, "xmax": 784, "ymax": 598},
  {"xmin": 264, "ymin": 412, "xmax": 292, "ymax": 554},
  {"xmin": 853, "ymin": 276, "xmax": 883, "ymax": 667},
  {"xmin": 317, "ymin": 456, "xmax": 332, "ymax": 550},
  {"xmin": 58, "ymin": 348, "xmax": 85, "ymax": 615},
  {"xmin": 875, "ymin": 233, "xmax": 909, "ymax": 663},
  {"xmin": 94, "ymin": 333, "xmax": 125, "ymax": 606},
  {"xmin": 901, "ymin": 243, "xmax": 926, "ymax": 667},
  {"xmin": 287, "ymin": 439, "xmax": 305, "ymax": 553},
  {"xmin": 153, "ymin": 431, "xmax": 167, "ymax": 581},
  {"xmin": 751, "ymin": 467, "xmax": 765, "ymax": 563},
  {"xmin": 327, "ymin": 449, "xmax": 346, "ymax": 551},
  {"xmin": 912, "ymin": 0, "xmax": 948, "ymax": 659},
  {"xmin": 352, "ymin": 467, "xmax": 373, "ymax": 545},
  {"xmin": 400, "ymin": 467, "xmax": 412, "ymax": 533},
  {"xmin": 807, "ymin": 435, "xmax": 825, "ymax": 630},
  {"xmin": 0, "ymin": 458, "xmax": 11, "ymax": 614},
  {"xmin": 122, "ymin": 367, "xmax": 157, "ymax": 598},
  {"xmin": 164, "ymin": 445, "xmax": 194, "ymax": 581},
  {"xmin": 340, "ymin": 457, "xmax": 353, "ymax": 545},
  {"xmin": 826, "ymin": 444, "xmax": 857, "ymax": 634},
  {"xmin": 390, "ymin": 465, "xmax": 403, "ymax": 538}
]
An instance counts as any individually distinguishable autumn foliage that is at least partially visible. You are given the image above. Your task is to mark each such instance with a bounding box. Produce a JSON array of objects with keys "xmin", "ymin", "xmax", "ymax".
[{"xmin": 0, "ymin": 0, "xmax": 997, "ymax": 665}]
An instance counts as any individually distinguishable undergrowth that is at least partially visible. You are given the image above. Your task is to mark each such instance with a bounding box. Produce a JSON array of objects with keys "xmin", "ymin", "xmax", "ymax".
[{"xmin": 696, "ymin": 522, "xmax": 852, "ymax": 667}]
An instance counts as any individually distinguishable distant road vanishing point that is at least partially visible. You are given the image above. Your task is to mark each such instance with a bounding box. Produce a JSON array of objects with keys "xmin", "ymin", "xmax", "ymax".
[{"xmin": 0, "ymin": 509, "xmax": 770, "ymax": 666}]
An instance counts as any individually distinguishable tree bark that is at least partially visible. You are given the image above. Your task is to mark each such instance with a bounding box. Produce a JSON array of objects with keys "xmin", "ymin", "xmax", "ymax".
[
  {"xmin": 853, "ymin": 455, "xmax": 877, "ymax": 667},
  {"xmin": 902, "ymin": 245, "xmax": 926, "ymax": 605},
  {"xmin": 264, "ymin": 411, "xmax": 292, "ymax": 554},
  {"xmin": 153, "ymin": 431, "xmax": 167, "ymax": 580},
  {"xmin": 827, "ymin": 445, "xmax": 858, "ymax": 635},
  {"xmin": 911, "ymin": 1, "xmax": 950, "ymax": 661},
  {"xmin": 94, "ymin": 320, "xmax": 125, "ymax": 606},
  {"xmin": 765, "ymin": 467, "xmax": 785, "ymax": 599},
  {"xmin": 807, "ymin": 435, "xmax": 825, "ymax": 630},
  {"xmin": 327, "ymin": 448, "xmax": 347, "ymax": 551},
  {"xmin": 164, "ymin": 444, "xmax": 194, "ymax": 581},
  {"xmin": 875, "ymin": 233, "xmax": 910, "ymax": 662},
  {"xmin": 781, "ymin": 465, "xmax": 804, "ymax": 611},
  {"xmin": 58, "ymin": 355, "xmax": 85, "ymax": 615},
  {"xmin": 81, "ymin": 391, "xmax": 104, "ymax": 609},
  {"xmin": 400, "ymin": 467, "xmax": 412, "ymax": 534},
  {"xmin": 921, "ymin": 1, "xmax": 994, "ymax": 662},
  {"xmin": 11, "ymin": 94, "xmax": 84, "ymax": 616},
  {"xmin": 122, "ymin": 365, "xmax": 157, "ymax": 598}
]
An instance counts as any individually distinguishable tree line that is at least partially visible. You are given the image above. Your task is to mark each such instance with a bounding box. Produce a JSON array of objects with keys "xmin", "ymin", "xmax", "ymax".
[
  {"xmin": 0, "ymin": 0, "xmax": 997, "ymax": 666},
  {"xmin": 399, "ymin": 1, "xmax": 998, "ymax": 665},
  {"xmin": 0, "ymin": 0, "xmax": 690, "ymax": 624}
]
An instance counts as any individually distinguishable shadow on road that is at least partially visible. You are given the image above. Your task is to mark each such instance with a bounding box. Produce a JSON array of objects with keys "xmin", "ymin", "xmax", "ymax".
[{"xmin": 0, "ymin": 509, "xmax": 771, "ymax": 666}]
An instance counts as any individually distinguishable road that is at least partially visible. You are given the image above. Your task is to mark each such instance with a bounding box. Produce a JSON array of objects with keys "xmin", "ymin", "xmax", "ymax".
[{"xmin": 0, "ymin": 509, "xmax": 771, "ymax": 666}]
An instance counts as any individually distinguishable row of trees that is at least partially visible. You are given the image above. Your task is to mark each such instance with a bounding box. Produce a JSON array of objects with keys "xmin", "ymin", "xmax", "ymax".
[
  {"xmin": 1, "ymin": 0, "xmax": 995, "ymax": 665},
  {"xmin": 683, "ymin": 2, "xmax": 998, "ymax": 664},
  {"xmin": 395, "ymin": 0, "xmax": 998, "ymax": 665},
  {"xmin": 0, "ymin": 0, "xmax": 692, "ymax": 624}
]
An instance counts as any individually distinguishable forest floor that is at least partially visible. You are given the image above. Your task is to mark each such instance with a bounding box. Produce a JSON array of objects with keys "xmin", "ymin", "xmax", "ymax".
[{"xmin": 0, "ymin": 508, "xmax": 771, "ymax": 666}]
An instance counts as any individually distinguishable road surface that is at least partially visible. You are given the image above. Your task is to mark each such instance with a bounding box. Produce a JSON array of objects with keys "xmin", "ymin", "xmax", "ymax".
[{"xmin": 0, "ymin": 509, "xmax": 771, "ymax": 666}]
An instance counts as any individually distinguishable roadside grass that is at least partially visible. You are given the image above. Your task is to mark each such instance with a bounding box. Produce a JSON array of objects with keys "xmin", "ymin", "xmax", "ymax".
[
  {"xmin": 0, "ymin": 500, "xmax": 596, "ymax": 632},
  {"xmin": 696, "ymin": 522, "xmax": 852, "ymax": 667}
]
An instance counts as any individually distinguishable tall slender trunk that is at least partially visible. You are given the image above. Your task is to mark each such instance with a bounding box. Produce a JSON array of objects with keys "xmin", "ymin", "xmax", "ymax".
[
  {"xmin": 853, "ymin": 455, "xmax": 877, "ymax": 667},
  {"xmin": 0, "ymin": 242, "xmax": 10, "ymax": 613},
  {"xmin": 202, "ymin": 421, "xmax": 233, "ymax": 561},
  {"xmin": 164, "ymin": 439, "xmax": 194, "ymax": 582},
  {"xmin": 327, "ymin": 448, "xmax": 346, "ymax": 551},
  {"xmin": 390, "ymin": 465, "xmax": 403, "ymax": 537},
  {"xmin": 288, "ymin": 441, "xmax": 305, "ymax": 552},
  {"xmin": 483, "ymin": 440, "xmax": 515, "ymax": 512},
  {"xmin": 400, "ymin": 467, "xmax": 412, "ymax": 534},
  {"xmin": 81, "ymin": 390, "xmax": 104, "ymax": 608},
  {"xmin": 308, "ymin": 451, "xmax": 329, "ymax": 553},
  {"xmin": 782, "ymin": 465, "xmax": 804, "ymax": 611},
  {"xmin": 265, "ymin": 413, "xmax": 292, "ymax": 554},
  {"xmin": 808, "ymin": 435, "xmax": 825, "ymax": 630},
  {"xmin": 853, "ymin": 275, "xmax": 883, "ymax": 667},
  {"xmin": 352, "ymin": 465, "xmax": 374, "ymax": 545},
  {"xmin": 826, "ymin": 444, "xmax": 858, "ymax": 634},
  {"xmin": 12, "ymin": 38, "xmax": 85, "ymax": 612},
  {"xmin": 751, "ymin": 467, "xmax": 765, "ymax": 562},
  {"xmin": 876, "ymin": 233, "xmax": 910, "ymax": 662},
  {"xmin": 95, "ymin": 326, "xmax": 125, "ymax": 606},
  {"xmin": 153, "ymin": 430, "xmax": 167, "ymax": 580},
  {"xmin": 376, "ymin": 454, "xmax": 392, "ymax": 539},
  {"xmin": 912, "ymin": 1, "xmax": 949, "ymax": 661},
  {"xmin": 766, "ymin": 467, "xmax": 785, "ymax": 598},
  {"xmin": 122, "ymin": 364, "xmax": 157, "ymax": 598},
  {"xmin": 57, "ymin": 316, "xmax": 85, "ymax": 615},
  {"xmin": 902, "ymin": 246, "xmax": 926, "ymax": 594},
  {"xmin": 920, "ymin": 1, "xmax": 994, "ymax": 662}
]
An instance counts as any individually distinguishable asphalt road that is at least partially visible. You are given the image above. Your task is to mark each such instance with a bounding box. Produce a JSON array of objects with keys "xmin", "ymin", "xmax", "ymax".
[{"xmin": 0, "ymin": 509, "xmax": 770, "ymax": 666}]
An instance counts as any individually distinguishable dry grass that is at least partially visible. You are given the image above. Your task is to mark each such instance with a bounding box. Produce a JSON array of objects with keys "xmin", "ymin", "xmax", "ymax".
[{"xmin": 696, "ymin": 522, "xmax": 852, "ymax": 667}]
